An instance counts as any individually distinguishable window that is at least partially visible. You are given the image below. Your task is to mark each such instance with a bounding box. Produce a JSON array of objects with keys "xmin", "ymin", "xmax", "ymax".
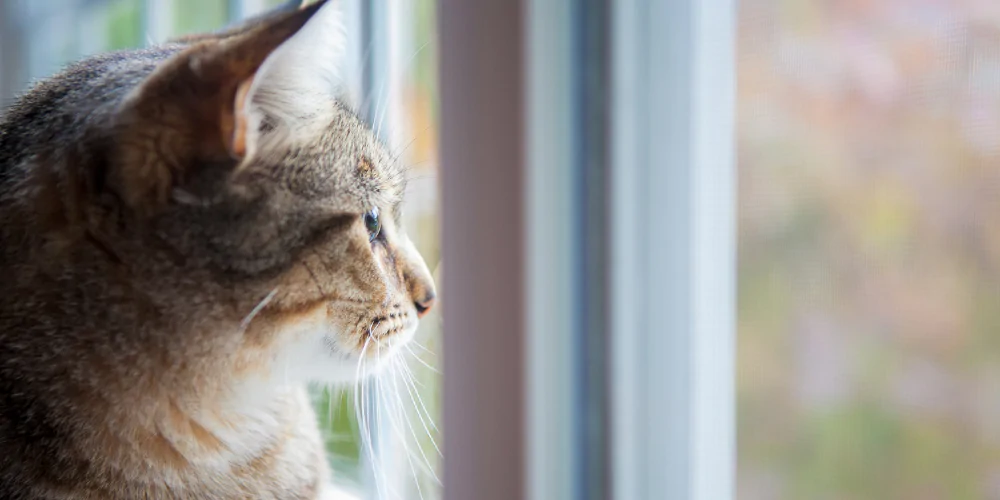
[{"xmin": 437, "ymin": 0, "xmax": 735, "ymax": 499}]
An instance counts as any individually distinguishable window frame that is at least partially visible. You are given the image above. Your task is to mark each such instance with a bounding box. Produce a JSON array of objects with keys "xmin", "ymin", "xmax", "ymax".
[
  {"xmin": 438, "ymin": 0, "xmax": 736, "ymax": 499},
  {"xmin": 609, "ymin": 0, "xmax": 736, "ymax": 499}
]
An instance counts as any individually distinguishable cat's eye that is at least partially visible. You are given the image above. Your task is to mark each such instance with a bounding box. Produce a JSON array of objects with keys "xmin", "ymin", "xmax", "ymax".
[{"xmin": 364, "ymin": 207, "xmax": 381, "ymax": 241}]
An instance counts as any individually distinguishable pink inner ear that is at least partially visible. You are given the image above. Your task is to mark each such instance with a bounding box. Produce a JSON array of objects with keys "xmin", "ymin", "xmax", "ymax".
[{"xmin": 228, "ymin": 77, "xmax": 255, "ymax": 159}]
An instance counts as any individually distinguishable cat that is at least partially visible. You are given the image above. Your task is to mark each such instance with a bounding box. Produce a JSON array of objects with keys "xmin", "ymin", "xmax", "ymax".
[{"xmin": 0, "ymin": 1, "xmax": 436, "ymax": 498}]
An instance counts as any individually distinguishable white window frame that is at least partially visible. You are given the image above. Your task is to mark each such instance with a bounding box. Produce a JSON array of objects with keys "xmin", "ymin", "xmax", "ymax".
[
  {"xmin": 610, "ymin": 1, "xmax": 736, "ymax": 499},
  {"xmin": 439, "ymin": 0, "xmax": 735, "ymax": 499}
]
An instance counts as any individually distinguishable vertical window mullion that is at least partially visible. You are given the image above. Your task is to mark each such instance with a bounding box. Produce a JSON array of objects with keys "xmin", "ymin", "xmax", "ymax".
[
  {"xmin": 439, "ymin": 2, "xmax": 527, "ymax": 499},
  {"xmin": 689, "ymin": 3, "xmax": 736, "ymax": 498},
  {"xmin": 611, "ymin": 0, "xmax": 735, "ymax": 499},
  {"xmin": 141, "ymin": 0, "xmax": 175, "ymax": 45},
  {"xmin": 574, "ymin": 0, "xmax": 612, "ymax": 498},
  {"xmin": 526, "ymin": 0, "xmax": 577, "ymax": 498}
]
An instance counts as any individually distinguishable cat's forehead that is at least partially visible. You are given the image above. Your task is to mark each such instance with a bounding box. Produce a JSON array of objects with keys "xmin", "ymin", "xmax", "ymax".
[{"xmin": 258, "ymin": 106, "xmax": 404, "ymax": 210}]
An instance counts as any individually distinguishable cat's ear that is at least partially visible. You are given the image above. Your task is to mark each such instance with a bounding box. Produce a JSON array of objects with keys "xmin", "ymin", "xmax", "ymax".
[
  {"xmin": 111, "ymin": 0, "xmax": 344, "ymax": 212},
  {"xmin": 239, "ymin": 0, "xmax": 347, "ymax": 159}
]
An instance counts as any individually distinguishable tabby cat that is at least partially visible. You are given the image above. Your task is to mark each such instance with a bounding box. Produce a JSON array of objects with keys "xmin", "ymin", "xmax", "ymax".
[{"xmin": 0, "ymin": 1, "xmax": 436, "ymax": 498}]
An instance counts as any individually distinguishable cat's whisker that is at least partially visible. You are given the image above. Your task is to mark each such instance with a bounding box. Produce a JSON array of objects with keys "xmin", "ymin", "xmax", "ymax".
[
  {"xmin": 372, "ymin": 69, "xmax": 392, "ymax": 143},
  {"xmin": 374, "ymin": 355, "xmax": 429, "ymax": 499},
  {"xmin": 396, "ymin": 358, "xmax": 441, "ymax": 455},
  {"xmin": 327, "ymin": 385, "xmax": 335, "ymax": 434},
  {"xmin": 355, "ymin": 337, "xmax": 385, "ymax": 500},
  {"xmin": 354, "ymin": 339, "xmax": 369, "ymax": 439},
  {"xmin": 376, "ymin": 39, "xmax": 432, "ymax": 146},
  {"xmin": 353, "ymin": 368, "xmax": 364, "ymax": 445},
  {"xmin": 387, "ymin": 355, "xmax": 441, "ymax": 486},
  {"xmin": 403, "ymin": 343, "xmax": 439, "ymax": 374},
  {"xmin": 386, "ymin": 357, "xmax": 436, "ymax": 497},
  {"xmin": 372, "ymin": 80, "xmax": 390, "ymax": 143},
  {"xmin": 383, "ymin": 357, "xmax": 429, "ymax": 500},
  {"xmin": 391, "ymin": 123, "xmax": 435, "ymax": 163},
  {"xmin": 403, "ymin": 170, "xmax": 437, "ymax": 181},
  {"xmin": 239, "ymin": 288, "xmax": 278, "ymax": 331},
  {"xmin": 387, "ymin": 342, "xmax": 439, "ymax": 474},
  {"xmin": 376, "ymin": 356, "xmax": 413, "ymax": 496},
  {"xmin": 399, "ymin": 352, "xmax": 427, "ymax": 390},
  {"xmin": 357, "ymin": 34, "xmax": 378, "ymax": 112},
  {"xmin": 373, "ymin": 345, "xmax": 388, "ymax": 499},
  {"xmin": 372, "ymin": 334, "xmax": 402, "ymax": 500},
  {"xmin": 409, "ymin": 341, "xmax": 437, "ymax": 357},
  {"xmin": 397, "ymin": 357, "xmax": 439, "ymax": 439}
]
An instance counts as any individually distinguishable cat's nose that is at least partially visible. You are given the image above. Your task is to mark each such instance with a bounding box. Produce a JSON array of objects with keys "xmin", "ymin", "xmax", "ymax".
[{"xmin": 413, "ymin": 289, "xmax": 436, "ymax": 318}]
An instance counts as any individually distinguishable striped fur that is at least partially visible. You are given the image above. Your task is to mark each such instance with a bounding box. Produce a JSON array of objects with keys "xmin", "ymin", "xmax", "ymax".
[{"xmin": 0, "ymin": 1, "xmax": 435, "ymax": 498}]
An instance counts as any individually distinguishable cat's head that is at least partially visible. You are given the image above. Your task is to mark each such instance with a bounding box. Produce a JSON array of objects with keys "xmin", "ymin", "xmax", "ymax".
[{"xmin": 87, "ymin": 1, "xmax": 435, "ymax": 384}]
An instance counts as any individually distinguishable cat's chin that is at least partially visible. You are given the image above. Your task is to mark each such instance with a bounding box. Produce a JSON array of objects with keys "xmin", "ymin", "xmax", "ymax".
[{"xmin": 265, "ymin": 319, "xmax": 420, "ymax": 386}]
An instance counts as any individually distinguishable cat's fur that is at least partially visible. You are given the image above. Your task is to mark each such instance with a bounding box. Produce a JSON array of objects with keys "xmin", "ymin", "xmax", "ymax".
[{"xmin": 0, "ymin": 1, "xmax": 436, "ymax": 498}]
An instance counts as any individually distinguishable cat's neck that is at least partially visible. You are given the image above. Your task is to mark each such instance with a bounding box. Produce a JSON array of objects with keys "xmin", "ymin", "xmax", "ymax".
[{"xmin": 80, "ymin": 380, "xmax": 326, "ymax": 494}]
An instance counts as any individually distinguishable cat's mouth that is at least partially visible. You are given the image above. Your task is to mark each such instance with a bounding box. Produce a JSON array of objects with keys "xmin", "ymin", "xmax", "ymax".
[
  {"xmin": 355, "ymin": 308, "xmax": 418, "ymax": 354},
  {"xmin": 369, "ymin": 311, "xmax": 414, "ymax": 339}
]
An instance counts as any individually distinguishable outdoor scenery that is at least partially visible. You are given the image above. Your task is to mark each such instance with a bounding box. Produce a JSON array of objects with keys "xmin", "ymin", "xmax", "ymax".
[{"xmin": 738, "ymin": 1, "xmax": 1000, "ymax": 498}]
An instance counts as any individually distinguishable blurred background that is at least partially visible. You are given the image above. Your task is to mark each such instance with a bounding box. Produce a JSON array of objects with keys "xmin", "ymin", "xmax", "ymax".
[
  {"xmin": 0, "ymin": 0, "xmax": 442, "ymax": 498},
  {"xmin": 739, "ymin": 1, "xmax": 1000, "ymax": 498}
]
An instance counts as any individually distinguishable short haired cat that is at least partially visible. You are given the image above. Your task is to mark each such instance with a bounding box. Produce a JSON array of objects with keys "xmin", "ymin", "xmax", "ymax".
[{"xmin": 0, "ymin": 1, "xmax": 436, "ymax": 498}]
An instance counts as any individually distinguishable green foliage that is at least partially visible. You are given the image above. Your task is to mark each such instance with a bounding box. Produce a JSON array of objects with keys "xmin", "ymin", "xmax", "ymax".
[
  {"xmin": 105, "ymin": 0, "xmax": 141, "ymax": 50},
  {"xmin": 173, "ymin": 0, "xmax": 227, "ymax": 37},
  {"xmin": 313, "ymin": 387, "xmax": 363, "ymax": 485}
]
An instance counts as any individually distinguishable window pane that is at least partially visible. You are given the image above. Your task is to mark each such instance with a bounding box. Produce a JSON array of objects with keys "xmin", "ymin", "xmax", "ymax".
[{"xmin": 739, "ymin": 2, "xmax": 1000, "ymax": 499}]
